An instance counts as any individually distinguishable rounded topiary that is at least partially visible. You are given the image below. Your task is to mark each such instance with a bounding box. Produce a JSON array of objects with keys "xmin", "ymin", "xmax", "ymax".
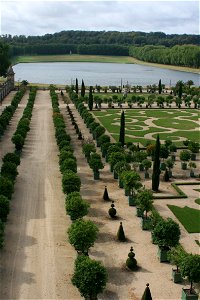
[
  {"xmin": 108, "ymin": 201, "xmax": 117, "ymax": 218},
  {"xmin": 117, "ymin": 222, "xmax": 126, "ymax": 242},
  {"xmin": 126, "ymin": 246, "xmax": 137, "ymax": 270},
  {"xmin": 103, "ymin": 186, "xmax": 109, "ymax": 201}
]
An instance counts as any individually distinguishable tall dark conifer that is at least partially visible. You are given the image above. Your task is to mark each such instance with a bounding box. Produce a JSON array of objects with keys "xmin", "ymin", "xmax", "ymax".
[
  {"xmin": 75, "ymin": 78, "xmax": 78, "ymax": 94},
  {"xmin": 81, "ymin": 79, "xmax": 85, "ymax": 97},
  {"xmin": 88, "ymin": 86, "xmax": 93, "ymax": 111},
  {"xmin": 119, "ymin": 110, "xmax": 125, "ymax": 147},
  {"xmin": 152, "ymin": 135, "xmax": 161, "ymax": 191},
  {"xmin": 158, "ymin": 79, "xmax": 162, "ymax": 94}
]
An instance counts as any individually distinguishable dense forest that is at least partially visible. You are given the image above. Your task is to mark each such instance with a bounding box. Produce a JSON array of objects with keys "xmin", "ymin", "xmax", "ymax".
[
  {"xmin": 1, "ymin": 30, "xmax": 199, "ymax": 68},
  {"xmin": 129, "ymin": 45, "xmax": 200, "ymax": 68}
]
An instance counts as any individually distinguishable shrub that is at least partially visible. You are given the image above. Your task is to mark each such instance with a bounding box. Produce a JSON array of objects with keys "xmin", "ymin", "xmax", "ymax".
[
  {"xmin": 126, "ymin": 246, "xmax": 137, "ymax": 270},
  {"xmin": 2, "ymin": 153, "xmax": 20, "ymax": 166},
  {"xmin": 62, "ymin": 170, "xmax": 81, "ymax": 194},
  {"xmin": 0, "ymin": 176, "xmax": 14, "ymax": 199},
  {"xmin": 65, "ymin": 193, "xmax": 90, "ymax": 221},
  {"xmin": 1, "ymin": 161, "xmax": 18, "ymax": 182},
  {"xmin": 117, "ymin": 222, "xmax": 126, "ymax": 242},
  {"xmin": 0, "ymin": 220, "xmax": 5, "ymax": 248},
  {"xmin": 12, "ymin": 134, "xmax": 24, "ymax": 150},
  {"xmin": 72, "ymin": 255, "xmax": 107, "ymax": 299},
  {"xmin": 60, "ymin": 158, "xmax": 77, "ymax": 173},
  {"xmin": 108, "ymin": 201, "xmax": 117, "ymax": 218},
  {"xmin": 0, "ymin": 195, "xmax": 10, "ymax": 222},
  {"xmin": 68, "ymin": 219, "xmax": 98, "ymax": 254}
]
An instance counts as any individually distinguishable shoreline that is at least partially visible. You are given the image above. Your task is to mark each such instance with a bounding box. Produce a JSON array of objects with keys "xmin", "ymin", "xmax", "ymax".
[{"xmin": 12, "ymin": 54, "xmax": 200, "ymax": 74}]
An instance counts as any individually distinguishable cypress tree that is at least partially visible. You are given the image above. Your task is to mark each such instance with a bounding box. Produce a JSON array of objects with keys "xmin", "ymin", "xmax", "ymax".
[
  {"xmin": 88, "ymin": 86, "xmax": 93, "ymax": 111},
  {"xmin": 75, "ymin": 78, "xmax": 79, "ymax": 94},
  {"xmin": 178, "ymin": 81, "xmax": 183, "ymax": 99},
  {"xmin": 119, "ymin": 110, "xmax": 125, "ymax": 147},
  {"xmin": 158, "ymin": 79, "xmax": 162, "ymax": 94},
  {"xmin": 152, "ymin": 135, "xmax": 161, "ymax": 192},
  {"xmin": 141, "ymin": 283, "xmax": 152, "ymax": 300},
  {"xmin": 81, "ymin": 79, "xmax": 85, "ymax": 97}
]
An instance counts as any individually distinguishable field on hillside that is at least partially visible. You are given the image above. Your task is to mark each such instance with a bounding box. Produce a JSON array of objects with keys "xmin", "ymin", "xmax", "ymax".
[{"xmin": 92, "ymin": 108, "xmax": 200, "ymax": 146}]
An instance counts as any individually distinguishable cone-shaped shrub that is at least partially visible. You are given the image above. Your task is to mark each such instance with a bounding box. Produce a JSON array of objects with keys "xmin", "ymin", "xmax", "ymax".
[
  {"xmin": 126, "ymin": 246, "xmax": 137, "ymax": 270},
  {"xmin": 117, "ymin": 222, "xmax": 126, "ymax": 242},
  {"xmin": 103, "ymin": 186, "xmax": 109, "ymax": 201},
  {"xmin": 141, "ymin": 283, "xmax": 152, "ymax": 300},
  {"xmin": 108, "ymin": 201, "xmax": 117, "ymax": 218}
]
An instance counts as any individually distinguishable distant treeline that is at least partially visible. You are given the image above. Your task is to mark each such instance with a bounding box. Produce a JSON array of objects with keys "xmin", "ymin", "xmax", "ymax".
[
  {"xmin": 8, "ymin": 43, "xmax": 129, "ymax": 56},
  {"xmin": 1, "ymin": 30, "xmax": 199, "ymax": 68},
  {"xmin": 129, "ymin": 45, "xmax": 200, "ymax": 68},
  {"xmin": 1, "ymin": 30, "xmax": 199, "ymax": 47}
]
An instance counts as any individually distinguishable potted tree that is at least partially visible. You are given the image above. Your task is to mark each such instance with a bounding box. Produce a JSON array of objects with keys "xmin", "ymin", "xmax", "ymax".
[
  {"xmin": 136, "ymin": 189, "xmax": 153, "ymax": 230},
  {"xmin": 188, "ymin": 161, "xmax": 197, "ymax": 178},
  {"xmin": 180, "ymin": 253, "xmax": 200, "ymax": 300},
  {"xmin": 160, "ymin": 145, "xmax": 169, "ymax": 170},
  {"xmin": 72, "ymin": 255, "xmax": 107, "ymax": 300},
  {"xmin": 166, "ymin": 157, "xmax": 174, "ymax": 178},
  {"xmin": 142, "ymin": 159, "xmax": 152, "ymax": 179},
  {"xmin": 65, "ymin": 193, "xmax": 90, "ymax": 221},
  {"xmin": 180, "ymin": 150, "xmax": 191, "ymax": 170},
  {"xmin": 122, "ymin": 170, "xmax": 142, "ymax": 206},
  {"xmin": 108, "ymin": 151, "xmax": 126, "ymax": 173},
  {"xmin": 188, "ymin": 141, "xmax": 199, "ymax": 161},
  {"xmin": 113, "ymin": 161, "xmax": 131, "ymax": 186},
  {"xmin": 168, "ymin": 245, "xmax": 186, "ymax": 283},
  {"xmin": 152, "ymin": 218, "xmax": 181, "ymax": 262},
  {"xmin": 82, "ymin": 142, "xmax": 96, "ymax": 162},
  {"xmin": 89, "ymin": 153, "xmax": 104, "ymax": 180}
]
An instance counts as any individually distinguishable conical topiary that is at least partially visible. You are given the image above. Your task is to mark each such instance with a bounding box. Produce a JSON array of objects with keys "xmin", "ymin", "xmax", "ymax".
[
  {"xmin": 141, "ymin": 283, "xmax": 152, "ymax": 300},
  {"xmin": 117, "ymin": 222, "xmax": 126, "ymax": 242},
  {"xmin": 108, "ymin": 201, "xmax": 117, "ymax": 218},
  {"xmin": 126, "ymin": 246, "xmax": 137, "ymax": 270},
  {"xmin": 103, "ymin": 186, "xmax": 109, "ymax": 201}
]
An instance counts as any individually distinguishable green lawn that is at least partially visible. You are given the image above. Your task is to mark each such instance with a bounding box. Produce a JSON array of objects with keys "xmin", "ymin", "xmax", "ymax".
[
  {"xmin": 195, "ymin": 198, "xmax": 200, "ymax": 205},
  {"xmin": 167, "ymin": 205, "xmax": 200, "ymax": 233},
  {"xmin": 92, "ymin": 109, "xmax": 199, "ymax": 146},
  {"xmin": 13, "ymin": 54, "xmax": 135, "ymax": 64}
]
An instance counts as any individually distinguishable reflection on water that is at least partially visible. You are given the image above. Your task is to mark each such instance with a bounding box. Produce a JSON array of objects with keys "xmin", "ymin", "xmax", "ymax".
[{"xmin": 13, "ymin": 62, "xmax": 199, "ymax": 86}]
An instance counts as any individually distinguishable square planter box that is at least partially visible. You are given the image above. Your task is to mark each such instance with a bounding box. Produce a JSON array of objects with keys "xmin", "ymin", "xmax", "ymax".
[
  {"xmin": 157, "ymin": 246, "xmax": 170, "ymax": 262},
  {"xmin": 93, "ymin": 172, "xmax": 100, "ymax": 180},
  {"xmin": 141, "ymin": 217, "xmax": 152, "ymax": 230},
  {"xmin": 172, "ymin": 268, "xmax": 182, "ymax": 283},
  {"xmin": 181, "ymin": 289, "xmax": 198, "ymax": 300},
  {"xmin": 118, "ymin": 178, "xmax": 123, "ymax": 188},
  {"xmin": 113, "ymin": 171, "xmax": 118, "ymax": 179},
  {"xmin": 128, "ymin": 195, "xmax": 136, "ymax": 206},
  {"xmin": 136, "ymin": 207, "xmax": 143, "ymax": 217}
]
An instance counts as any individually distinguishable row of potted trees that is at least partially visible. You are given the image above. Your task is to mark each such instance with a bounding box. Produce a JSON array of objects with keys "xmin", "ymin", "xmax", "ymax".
[
  {"xmin": 0, "ymin": 87, "xmax": 26, "ymax": 138},
  {"xmin": 0, "ymin": 87, "xmax": 37, "ymax": 248}
]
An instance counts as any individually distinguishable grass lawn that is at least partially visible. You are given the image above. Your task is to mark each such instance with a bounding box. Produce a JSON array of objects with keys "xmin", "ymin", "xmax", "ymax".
[
  {"xmin": 195, "ymin": 198, "xmax": 200, "ymax": 205},
  {"xmin": 92, "ymin": 109, "xmax": 199, "ymax": 146},
  {"xmin": 13, "ymin": 54, "xmax": 135, "ymax": 64},
  {"xmin": 167, "ymin": 204, "xmax": 200, "ymax": 233}
]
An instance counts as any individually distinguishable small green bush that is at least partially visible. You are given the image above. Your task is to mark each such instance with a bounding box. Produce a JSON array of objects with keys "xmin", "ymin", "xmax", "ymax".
[{"xmin": 0, "ymin": 195, "xmax": 10, "ymax": 222}]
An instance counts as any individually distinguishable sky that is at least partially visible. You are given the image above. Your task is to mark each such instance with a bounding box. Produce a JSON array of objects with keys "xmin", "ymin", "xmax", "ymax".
[{"xmin": 0, "ymin": 0, "xmax": 199, "ymax": 36}]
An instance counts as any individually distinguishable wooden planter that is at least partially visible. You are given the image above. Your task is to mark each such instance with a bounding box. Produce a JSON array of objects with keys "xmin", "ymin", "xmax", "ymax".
[
  {"xmin": 191, "ymin": 153, "xmax": 196, "ymax": 161},
  {"xmin": 128, "ymin": 195, "xmax": 136, "ymax": 206},
  {"xmin": 160, "ymin": 162, "xmax": 166, "ymax": 170},
  {"xmin": 141, "ymin": 217, "xmax": 152, "ymax": 230},
  {"xmin": 139, "ymin": 164, "xmax": 144, "ymax": 171},
  {"xmin": 113, "ymin": 171, "xmax": 118, "ymax": 179},
  {"xmin": 93, "ymin": 171, "xmax": 100, "ymax": 180},
  {"xmin": 136, "ymin": 207, "xmax": 143, "ymax": 217},
  {"xmin": 144, "ymin": 172, "xmax": 149, "ymax": 179},
  {"xmin": 118, "ymin": 178, "xmax": 123, "ymax": 188},
  {"xmin": 181, "ymin": 289, "xmax": 198, "ymax": 300},
  {"xmin": 181, "ymin": 162, "xmax": 187, "ymax": 170},
  {"xmin": 157, "ymin": 246, "xmax": 170, "ymax": 263},
  {"xmin": 190, "ymin": 171, "xmax": 195, "ymax": 178},
  {"xmin": 125, "ymin": 188, "xmax": 130, "ymax": 196},
  {"xmin": 172, "ymin": 268, "xmax": 182, "ymax": 283}
]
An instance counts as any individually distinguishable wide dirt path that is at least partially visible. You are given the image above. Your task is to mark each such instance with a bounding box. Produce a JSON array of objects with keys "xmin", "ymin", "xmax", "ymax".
[{"xmin": 0, "ymin": 90, "xmax": 81, "ymax": 300}]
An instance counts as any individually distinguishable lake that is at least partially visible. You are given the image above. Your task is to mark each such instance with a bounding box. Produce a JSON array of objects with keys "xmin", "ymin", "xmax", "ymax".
[{"xmin": 13, "ymin": 62, "xmax": 199, "ymax": 87}]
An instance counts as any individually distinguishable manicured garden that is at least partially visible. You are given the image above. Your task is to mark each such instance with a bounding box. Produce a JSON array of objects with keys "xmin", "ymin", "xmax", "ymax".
[
  {"xmin": 92, "ymin": 109, "xmax": 199, "ymax": 146},
  {"xmin": 167, "ymin": 204, "xmax": 200, "ymax": 233}
]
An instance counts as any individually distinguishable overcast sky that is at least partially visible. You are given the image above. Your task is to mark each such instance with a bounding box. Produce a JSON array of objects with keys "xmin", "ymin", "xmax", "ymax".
[{"xmin": 0, "ymin": 0, "xmax": 199, "ymax": 36}]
